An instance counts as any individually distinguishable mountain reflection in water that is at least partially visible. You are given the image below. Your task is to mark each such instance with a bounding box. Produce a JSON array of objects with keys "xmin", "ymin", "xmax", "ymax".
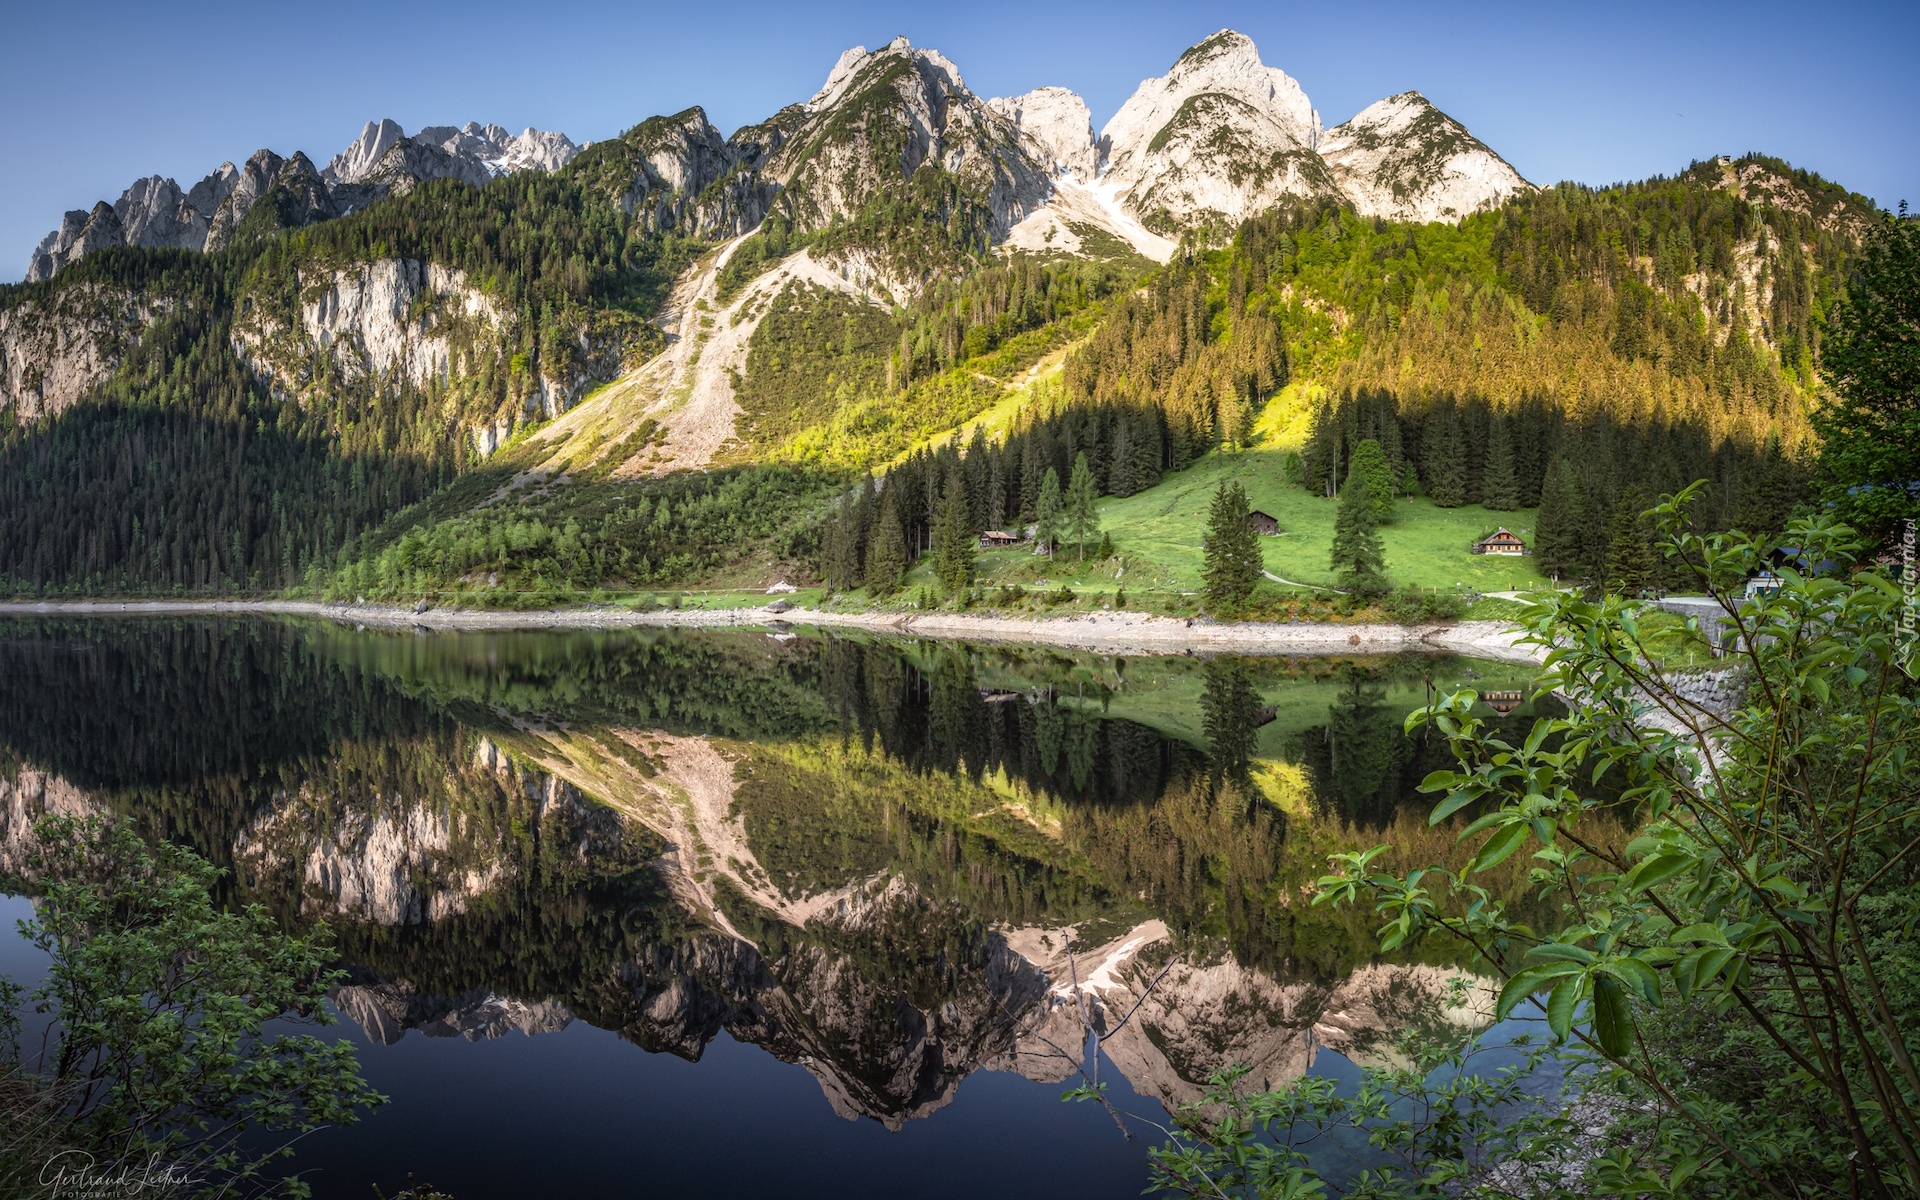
[{"xmin": 0, "ymin": 619, "xmax": 1556, "ymax": 1196}]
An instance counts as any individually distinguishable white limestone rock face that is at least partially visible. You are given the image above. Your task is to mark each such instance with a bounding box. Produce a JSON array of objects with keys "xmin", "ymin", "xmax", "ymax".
[
  {"xmin": 988, "ymin": 86, "xmax": 1097, "ymax": 182},
  {"xmin": 1099, "ymin": 29, "xmax": 1337, "ymax": 234},
  {"xmin": 332, "ymin": 981, "xmax": 576, "ymax": 1045},
  {"xmin": 233, "ymin": 258, "xmax": 505, "ymax": 401},
  {"xmin": 765, "ymin": 35, "xmax": 1053, "ymax": 286},
  {"xmin": 1320, "ymin": 92, "xmax": 1531, "ymax": 223},
  {"xmin": 0, "ymin": 282, "xmax": 165, "ymax": 421}
]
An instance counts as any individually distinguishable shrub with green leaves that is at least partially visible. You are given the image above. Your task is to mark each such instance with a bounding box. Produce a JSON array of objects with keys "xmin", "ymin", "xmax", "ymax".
[
  {"xmin": 1, "ymin": 817, "xmax": 382, "ymax": 1195},
  {"xmin": 1317, "ymin": 485, "xmax": 1920, "ymax": 1197}
]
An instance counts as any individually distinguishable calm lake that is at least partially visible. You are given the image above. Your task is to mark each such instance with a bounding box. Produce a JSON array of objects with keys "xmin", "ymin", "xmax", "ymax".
[{"xmin": 0, "ymin": 618, "xmax": 1552, "ymax": 1198}]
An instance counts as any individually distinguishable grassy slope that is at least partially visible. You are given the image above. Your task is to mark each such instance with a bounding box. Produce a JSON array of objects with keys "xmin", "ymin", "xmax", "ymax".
[
  {"xmin": 1098, "ymin": 448, "xmax": 1549, "ymax": 593},
  {"xmin": 910, "ymin": 378, "xmax": 1551, "ymax": 598}
]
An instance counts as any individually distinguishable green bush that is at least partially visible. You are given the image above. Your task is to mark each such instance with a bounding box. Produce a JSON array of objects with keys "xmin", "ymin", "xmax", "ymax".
[{"xmin": 1383, "ymin": 586, "xmax": 1467, "ymax": 623}]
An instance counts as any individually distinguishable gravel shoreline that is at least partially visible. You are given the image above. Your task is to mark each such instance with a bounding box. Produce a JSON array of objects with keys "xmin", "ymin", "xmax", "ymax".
[{"xmin": 0, "ymin": 599, "xmax": 1545, "ymax": 663}]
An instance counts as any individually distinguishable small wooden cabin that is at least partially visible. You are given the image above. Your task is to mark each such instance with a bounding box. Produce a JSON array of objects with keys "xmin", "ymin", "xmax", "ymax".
[
  {"xmin": 1473, "ymin": 528, "xmax": 1527, "ymax": 556},
  {"xmin": 1483, "ymin": 690, "xmax": 1525, "ymax": 716},
  {"xmin": 1247, "ymin": 510, "xmax": 1281, "ymax": 536},
  {"xmin": 979, "ymin": 530, "xmax": 1024, "ymax": 549}
]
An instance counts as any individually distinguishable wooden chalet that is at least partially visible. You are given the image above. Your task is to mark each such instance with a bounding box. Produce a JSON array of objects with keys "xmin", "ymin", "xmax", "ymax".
[
  {"xmin": 1473, "ymin": 527, "xmax": 1527, "ymax": 556},
  {"xmin": 1247, "ymin": 510, "xmax": 1281, "ymax": 536},
  {"xmin": 979, "ymin": 530, "xmax": 1024, "ymax": 549},
  {"xmin": 1482, "ymin": 690, "xmax": 1525, "ymax": 716}
]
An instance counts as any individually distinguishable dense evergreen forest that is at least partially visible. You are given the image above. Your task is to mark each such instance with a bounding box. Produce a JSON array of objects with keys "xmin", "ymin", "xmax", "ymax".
[{"xmin": 0, "ymin": 144, "xmax": 1884, "ymax": 597}]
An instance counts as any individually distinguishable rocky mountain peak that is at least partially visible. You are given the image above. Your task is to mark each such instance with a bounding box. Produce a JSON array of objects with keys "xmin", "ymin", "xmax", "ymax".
[
  {"xmin": 1319, "ymin": 91, "xmax": 1531, "ymax": 223},
  {"xmin": 987, "ymin": 87, "xmax": 1097, "ymax": 183},
  {"xmin": 810, "ymin": 36, "xmax": 965, "ymax": 113},
  {"xmin": 324, "ymin": 119, "xmax": 407, "ymax": 185},
  {"xmin": 764, "ymin": 36, "xmax": 1050, "ymax": 287},
  {"xmin": 1097, "ymin": 29, "xmax": 1335, "ymax": 235}
]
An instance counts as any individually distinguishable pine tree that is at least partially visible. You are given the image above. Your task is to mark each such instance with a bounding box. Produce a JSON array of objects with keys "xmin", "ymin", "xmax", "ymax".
[
  {"xmin": 866, "ymin": 494, "xmax": 907, "ymax": 595},
  {"xmin": 1482, "ymin": 417, "xmax": 1520, "ymax": 510},
  {"xmin": 1202, "ymin": 481, "xmax": 1261, "ymax": 610},
  {"xmin": 1348, "ymin": 438, "xmax": 1397, "ymax": 522},
  {"xmin": 1425, "ymin": 408, "xmax": 1468, "ymax": 508},
  {"xmin": 1034, "ymin": 467, "xmax": 1063, "ymax": 558},
  {"xmin": 1066, "ymin": 452, "xmax": 1100, "ymax": 561},
  {"xmin": 1331, "ymin": 458, "xmax": 1389, "ymax": 593},
  {"xmin": 1533, "ymin": 458, "xmax": 1587, "ymax": 581},
  {"xmin": 931, "ymin": 477, "xmax": 975, "ymax": 597}
]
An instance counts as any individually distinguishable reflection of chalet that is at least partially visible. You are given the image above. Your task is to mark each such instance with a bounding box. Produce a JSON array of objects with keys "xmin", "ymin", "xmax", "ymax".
[
  {"xmin": 1248, "ymin": 510, "xmax": 1281, "ymax": 536},
  {"xmin": 979, "ymin": 530, "xmax": 1024, "ymax": 548},
  {"xmin": 1483, "ymin": 690, "xmax": 1524, "ymax": 716},
  {"xmin": 1473, "ymin": 527, "xmax": 1527, "ymax": 556}
]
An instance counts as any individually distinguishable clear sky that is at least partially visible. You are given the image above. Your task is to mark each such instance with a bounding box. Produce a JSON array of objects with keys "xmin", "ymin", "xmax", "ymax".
[{"xmin": 4, "ymin": 0, "xmax": 1914, "ymax": 282}]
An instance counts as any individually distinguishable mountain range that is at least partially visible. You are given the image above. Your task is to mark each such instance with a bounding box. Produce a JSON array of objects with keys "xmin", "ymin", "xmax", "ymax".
[
  {"xmin": 26, "ymin": 120, "xmax": 586, "ymax": 282},
  {"xmin": 0, "ymin": 27, "xmax": 1881, "ymax": 601},
  {"xmin": 23, "ymin": 30, "xmax": 1525, "ymax": 284}
]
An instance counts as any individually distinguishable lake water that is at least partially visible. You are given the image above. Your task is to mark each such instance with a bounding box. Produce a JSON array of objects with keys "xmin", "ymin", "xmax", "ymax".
[{"xmin": 0, "ymin": 618, "xmax": 1553, "ymax": 1198}]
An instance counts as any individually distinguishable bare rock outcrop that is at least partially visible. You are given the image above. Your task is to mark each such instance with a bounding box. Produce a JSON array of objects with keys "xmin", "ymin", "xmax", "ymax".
[
  {"xmin": 989, "ymin": 86, "xmax": 1098, "ymax": 182},
  {"xmin": 0, "ymin": 281, "xmax": 166, "ymax": 421}
]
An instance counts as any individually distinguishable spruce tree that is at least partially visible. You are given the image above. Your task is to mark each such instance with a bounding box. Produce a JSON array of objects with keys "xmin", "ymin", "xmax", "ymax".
[
  {"xmin": 1109, "ymin": 418, "xmax": 1135, "ymax": 497},
  {"xmin": 1018, "ymin": 442, "xmax": 1042, "ymax": 524},
  {"xmin": 1533, "ymin": 458, "xmax": 1587, "ymax": 581},
  {"xmin": 1425, "ymin": 407, "xmax": 1468, "ymax": 508},
  {"xmin": 1202, "ymin": 480, "xmax": 1261, "ymax": 611},
  {"xmin": 866, "ymin": 495, "xmax": 907, "ymax": 595},
  {"xmin": 1482, "ymin": 417, "xmax": 1520, "ymax": 510},
  {"xmin": 1603, "ymin": 491, "xmax": 1655, "ymax": 595},
  {"xmin": 1348, "ymin": 438, "xmax": 1397, "ymax": 522},
  {"xmin": 1034, "ymin": 467, "xmax": 1064, "ymax": 558},
  {"xmin": 1331, "ymin": 459, "xmax": 1389, "ymax": 594},
  {"xmin": 931, "ymin": 478, "xmax": 975, "ymax": 597},
  {"xmin": 1066, "ymin": 452, "xmax": 1100, "ymax": 561},
  {"xmin": 1303, "ymin": 400, "xmax": 1340, "ymax": 496}
]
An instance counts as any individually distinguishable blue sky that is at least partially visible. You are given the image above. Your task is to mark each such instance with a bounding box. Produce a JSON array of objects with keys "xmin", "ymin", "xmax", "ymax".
[{"xmin": 3, "ymin": 0, "xmax": 1914, "ymax": 281}]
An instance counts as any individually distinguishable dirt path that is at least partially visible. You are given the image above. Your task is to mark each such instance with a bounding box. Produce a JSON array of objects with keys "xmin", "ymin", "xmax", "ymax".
[{"xmin": 1, "ymin": 599, "xmax": 1546, "ymax": 663}]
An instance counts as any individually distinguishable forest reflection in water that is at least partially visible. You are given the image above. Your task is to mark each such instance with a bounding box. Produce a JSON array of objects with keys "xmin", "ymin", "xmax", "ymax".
[{"xmin": 0, "ymin": 619, "xmax": 1558, "ymax": 1195}]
